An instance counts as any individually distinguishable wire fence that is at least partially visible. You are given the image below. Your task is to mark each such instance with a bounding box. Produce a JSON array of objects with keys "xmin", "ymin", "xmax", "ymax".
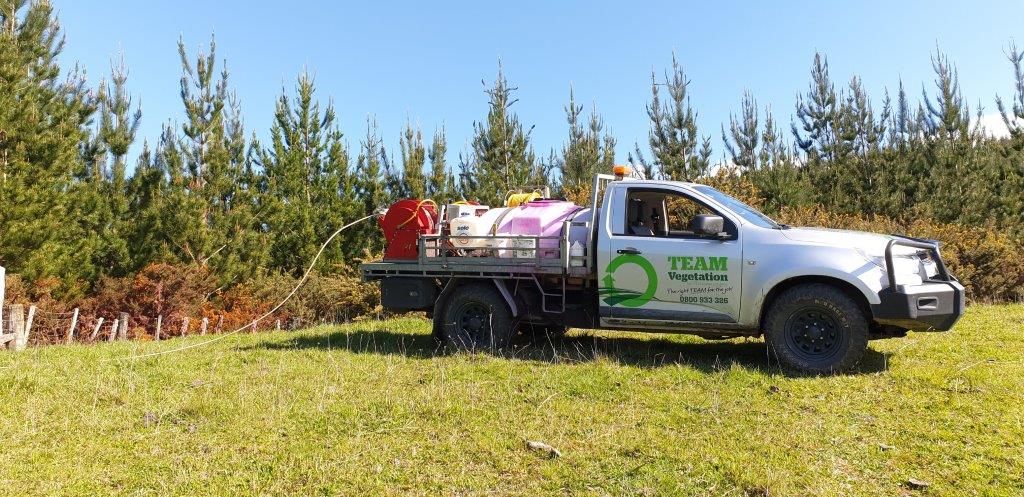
[
  {"xmin": 0, "ymin": 302, "xmax": 360, "ymax": 350},
  {"xmin": 0, "ymin": 213, "xmax": 382, "ymax": 352}
]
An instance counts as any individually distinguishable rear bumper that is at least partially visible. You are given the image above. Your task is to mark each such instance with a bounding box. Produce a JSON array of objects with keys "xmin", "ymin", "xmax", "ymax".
[{"xmin": 871, "ymin": 280, "xmax": 965, "ymax": 332}]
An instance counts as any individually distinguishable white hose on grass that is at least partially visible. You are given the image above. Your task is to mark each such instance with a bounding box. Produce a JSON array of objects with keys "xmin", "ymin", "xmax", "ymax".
[{"xmin": 115, "ymin": 212, "xmax": 379, "ymax": 362}]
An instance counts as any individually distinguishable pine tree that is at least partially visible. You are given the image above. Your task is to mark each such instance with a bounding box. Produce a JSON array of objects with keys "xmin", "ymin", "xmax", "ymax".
[
  {"xmin": 792, "ymin": 53, "xmax": 841, "ymax": 163},
  {"xmin": 172, "ymin": 36, "xmax": 261, "ymax": 283},
  {"xmin": 872, "ymin": 82, "xmax": 927, "ymax": 218},
  {"xmin": 535, "ymin": 149, "xmax": 559, "ymax": 191},
  {"xmin": 150, "ymin": 123, "xmax": 191, "ymax": 266},
  {"xmin": 559, "ymin": 86, "xmax": 615, "ymax": 191},
  {"xmin": 839, "ymin": 75, "xmax": 888, "ymax": 213},
  {"xmin": 888, "ymin": 81, "xmax": 919, "ymax": 148},
  {"xmin": 100, "ymin": 54, "xmax": 142, "ymax": 176},
  {"xmin": 627, "ymin": 143, "xmax": 650, "ymax": 178},
  {"xmin": 644, "ymin": 54, "xmax": 709, "ymax": 181},
  {"xmin": 380, "ymin": 147, "xmax": 403, "ymax": 201},
  {"xmin": 722, "ymin": 91, "xmax": 760, "ymax": 171},
  {"xmin": 456, "ymin": 149, "xmax": 477, "ymax": 200},
  {"xmin": 427, "ymin": 126, "xmax": 454, "ymax": 201},
  {"xmin": 995, "ymin": 43, "xmax": 1024, "ymax": 230},
  {"xmin": 759, "ymin": 106, "xmax": 788, "ymax": 169},
  {"xmin": 467, "ymin": 62, "xmax": 538, "ymax": 206},
  {"xmin": 89, "ymin": 53, "xmax": 141, "ymax": 278},
  {"xmin": 752, "ymin": 105, "xmax": 809, "ymax": 212},
  {"xmin": 997, "ymin": 43, "xmax": 1024, "ymax": 150},
  {"xmin": 723, "ymin": 92, "xmax": 810, "ymax": 212},
  {"xmin": 922, "ymin": 50, "xmax": 970, "ymax": 141},
  {"xmin": 919, "ymin": 49, "xmax": 979, "ymax": 224},
  {"xmin": 173, "ymin": 36, "xmax": 226, "ymax": 268},
  {"xmin": 125, "ymin": 140, "xmax": 171, "ymax": 272},
  {"xmin": 329, "ymin": 124, "xmax": 363, "ymax": 261},
  {"xmin": 847, "ymin": 76, "xmax": 887, "ymax": 158},
  {"xmin": 0, "ymin": 0, "xmax": 97, "ymax": 296},
  {"xmin": 560, "ymin": 87, "xmax": 586, "ymax": 187},
  {"xmin": 399, "ymin": 120, "xmax": 427, "ymax": 199},
  {"xmin": 354, "ymin": 116, "xmax": 388, "ymax": 253},
  {"xmin": 791, "ymin": 53, "xmax": 861, "ymax": 210},
  {"xmin": 259, "ymin": 72, "xmax": 352, "ymax": 275},
  {"xmin": 598, "ymin": 119, "xmax": 617, "ymax": 173}
]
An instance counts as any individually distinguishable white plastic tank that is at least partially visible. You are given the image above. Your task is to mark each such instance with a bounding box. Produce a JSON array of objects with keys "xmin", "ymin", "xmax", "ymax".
[
  {"xmin": 566, "ymin": 208, "xmax": 592, "ymax": 248},
  {"xmin": 450, "ymin": 207, "xmax": 511, "ymax": 248},
  {"xmin": 446, "ymin": 203, "xmax": 489, "ymax": 221}
]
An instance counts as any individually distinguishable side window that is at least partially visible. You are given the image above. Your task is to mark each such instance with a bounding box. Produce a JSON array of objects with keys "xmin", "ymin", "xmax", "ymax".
[{"xmin": 617, "ymin": 189, "xmax": 733, "ymax": 239}]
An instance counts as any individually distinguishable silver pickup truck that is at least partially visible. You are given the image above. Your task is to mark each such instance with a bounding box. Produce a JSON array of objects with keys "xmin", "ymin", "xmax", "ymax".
[{"xmin": 361, "ymin": 173, "xmax": 964, "ymax": 373}]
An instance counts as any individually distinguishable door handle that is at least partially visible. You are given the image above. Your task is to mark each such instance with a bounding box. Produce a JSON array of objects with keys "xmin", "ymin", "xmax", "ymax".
[{"xmin": 617, "ymin": 247, "xmax": 641, "ymax": 255}]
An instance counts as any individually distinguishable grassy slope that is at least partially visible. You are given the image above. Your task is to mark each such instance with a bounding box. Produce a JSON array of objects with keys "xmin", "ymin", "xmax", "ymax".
[{"xmin": 0, "ymin": 305, "xmax": 1022, "ymax": 496}]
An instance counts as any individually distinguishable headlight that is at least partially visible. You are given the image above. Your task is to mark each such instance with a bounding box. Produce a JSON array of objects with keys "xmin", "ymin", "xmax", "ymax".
[{"xmin": 920, "ymin": 257, "xmax": 938, "ymax": 278}]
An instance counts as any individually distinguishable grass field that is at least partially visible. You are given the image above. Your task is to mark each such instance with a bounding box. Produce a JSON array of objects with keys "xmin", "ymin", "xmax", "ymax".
[{"xmin": 1, "ymin": 305, "xmax": 1022, "ymax": 496}]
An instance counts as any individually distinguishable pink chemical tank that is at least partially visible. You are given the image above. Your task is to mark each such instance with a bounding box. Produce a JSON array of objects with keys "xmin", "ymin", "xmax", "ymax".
[{"xmin": 494, "ymin": 200, "xmax": 582, "ymax": 258}]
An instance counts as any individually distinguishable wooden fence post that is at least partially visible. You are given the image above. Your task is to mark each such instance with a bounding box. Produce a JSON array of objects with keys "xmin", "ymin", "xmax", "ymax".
[
  {"xmin": 181, "ymin": 317, "xmax": 189, "ymax": 337},
  {"xmin": 107, "ymin": 318, "xmax": 119, "ymax": 342},
  {"xmin": 201, "ymin": 317, "xmax": 209, "ymax": 335},
  {"xmin": 19, "ymin": 305, "xmax": 36, "ymax": 350},
  {"xmin": 216, "ymin": 315, "xmax": 223, "ymax": 333},
  {"xmin": 118, "ymin": 312, "xmax": 129, "ymax": 340},
  {"xmin": 1, "ymin": 303, "xmax": 23, "ymax": 350},
  {"xmin": 155, "ymin": 315, "xmax": 162, "ymax": 341},
  {"xmin": 65, "ymin": 308, "xmax": 79, "ymax": 344},
  {"xmin": 90, "ymin": 317, "xmax": 105, "ymax": 341},
  {"xmin": 250, "ymin": 320, "xmax": 257, "ymax": 333},
  {"xmin": 276, "ymin": 319, "xmax": 281, "ymax": 331}
]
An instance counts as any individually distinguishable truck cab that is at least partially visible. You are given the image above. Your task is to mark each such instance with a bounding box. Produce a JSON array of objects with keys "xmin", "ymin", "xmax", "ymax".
[{"xmin": 362, "ymin": 172, "xmax": 965, "ymax": 373}]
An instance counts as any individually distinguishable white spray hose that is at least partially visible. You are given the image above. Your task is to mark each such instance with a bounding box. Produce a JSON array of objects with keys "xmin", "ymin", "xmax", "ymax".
[{"xmin": 115, "ymin": 211, "xmax": 380, "ymax": 362}]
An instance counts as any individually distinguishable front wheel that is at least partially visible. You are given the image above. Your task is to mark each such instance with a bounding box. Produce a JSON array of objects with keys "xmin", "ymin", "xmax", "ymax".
[
  {"xmin": 440, "ymin": 283, "xmax": 515, "ymax": 351},
  {"xmin": 764, "ymin": 283, "xmax": 869, "ymax": 373}
]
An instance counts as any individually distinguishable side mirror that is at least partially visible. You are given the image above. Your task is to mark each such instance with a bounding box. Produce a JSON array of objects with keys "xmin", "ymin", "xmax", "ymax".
[{"xmin": 691, "ymin": 214, "xmax": 727, "ymax": 239}]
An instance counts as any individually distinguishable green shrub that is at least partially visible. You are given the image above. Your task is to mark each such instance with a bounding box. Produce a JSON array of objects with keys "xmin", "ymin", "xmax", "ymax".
[{"xmin": 244, "ymin": 268, "xmax": 382, "ymax": 329}]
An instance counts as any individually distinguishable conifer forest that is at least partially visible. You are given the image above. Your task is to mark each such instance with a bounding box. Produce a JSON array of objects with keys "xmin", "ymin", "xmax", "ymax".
[{"xmin": 1, "ymin": 1, "xmax": 1022, "ymax": 342}]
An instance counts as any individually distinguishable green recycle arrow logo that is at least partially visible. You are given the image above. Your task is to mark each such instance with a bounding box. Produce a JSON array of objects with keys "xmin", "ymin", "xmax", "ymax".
[{"xmin": 599, "ymin": 254, "xmax": 658, "ymax": 308}]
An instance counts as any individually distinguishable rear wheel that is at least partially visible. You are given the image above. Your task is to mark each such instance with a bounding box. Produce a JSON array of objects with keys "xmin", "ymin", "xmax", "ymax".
[
  {"xmin": 441, "ymin": 283, "xmax": 515, "ymax": 351},
  {"xmin": 764, "ymin": 283, "xmax": 869, "ymax": 373}
]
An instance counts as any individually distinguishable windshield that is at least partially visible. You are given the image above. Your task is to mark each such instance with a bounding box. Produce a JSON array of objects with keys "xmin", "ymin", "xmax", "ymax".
[{"xmin": 692, "ymin": 185, "xmax": 781, "ymax": 229}]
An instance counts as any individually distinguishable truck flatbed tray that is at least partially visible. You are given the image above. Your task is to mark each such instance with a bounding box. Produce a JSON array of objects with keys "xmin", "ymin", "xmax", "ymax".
[
  {"xmin": 360, "ymin": 233, "xmax": 576, "ymax": 280},
  {"xmin": 360, "ymin": 258, "xmax": 567, "ymax": 280}
]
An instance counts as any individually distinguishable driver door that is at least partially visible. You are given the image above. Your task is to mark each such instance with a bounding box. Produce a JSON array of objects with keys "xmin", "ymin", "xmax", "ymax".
[{"xmin": 599, "ymin": 187, "xmax": 742, "ymax": 328}]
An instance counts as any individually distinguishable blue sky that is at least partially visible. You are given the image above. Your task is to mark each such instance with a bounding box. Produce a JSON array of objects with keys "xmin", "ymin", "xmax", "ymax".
[{"xmin": 53, "ymin": 0, "xmax": 1023, "ymax": 170}]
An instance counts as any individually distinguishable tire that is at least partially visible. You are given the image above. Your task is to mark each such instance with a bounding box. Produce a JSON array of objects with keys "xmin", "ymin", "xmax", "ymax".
[
  {"xmin": 764, "ymin": 283, "xmax": 869, "ymax": 373},
  {"xmin": 431, "ymin": 313, "xmax": 445, "ymax": 344},
  {"xmin": 440, "ymin": 283, "xmax": 515, "ymax": 351}
]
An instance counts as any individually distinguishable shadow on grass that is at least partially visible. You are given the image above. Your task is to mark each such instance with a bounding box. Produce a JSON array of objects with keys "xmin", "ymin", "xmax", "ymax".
[{"xmin": 246, "ymin": 326, "xmax": 890, "ymax": 376}]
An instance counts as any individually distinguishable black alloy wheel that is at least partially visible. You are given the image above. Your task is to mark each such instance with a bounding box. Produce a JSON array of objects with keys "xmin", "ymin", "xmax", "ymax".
[
  {"xmin": 441, "ymin": 283, "xmax": 515, "ymax": 351},
  {"xmin": 784, "ymin": 306, "xmax": 842, "ymax": 362}
]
